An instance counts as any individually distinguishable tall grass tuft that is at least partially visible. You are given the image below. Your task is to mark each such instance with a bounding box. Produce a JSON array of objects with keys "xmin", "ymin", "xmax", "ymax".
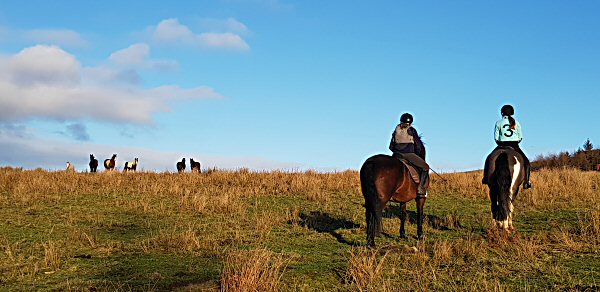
[
  {"xmin": 345, "ymin": 247, "xmax": 391, "ymax": 292},
  {"xmin": 220, "ymin": 249, "xmax": 287, "ymax": 292}
]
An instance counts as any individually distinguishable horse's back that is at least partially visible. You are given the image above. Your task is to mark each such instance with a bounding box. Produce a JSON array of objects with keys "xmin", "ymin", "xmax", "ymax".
[
  {"xmin": 361, "ymin": 154, "xmax": 415, "ymax": 203},
  {"xmin": 487, "ymin": 147, "xmax": 525, "ymax": 180}
]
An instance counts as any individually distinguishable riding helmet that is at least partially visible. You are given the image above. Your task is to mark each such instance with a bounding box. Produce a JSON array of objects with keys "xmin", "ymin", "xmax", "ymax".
[
  {"xmin": 400, "ymin": 113, "xmax": 413, "ymax": 124},
  {"xmin": 501, "ymin": 105, "xmax": 514, "ymax": 116}
]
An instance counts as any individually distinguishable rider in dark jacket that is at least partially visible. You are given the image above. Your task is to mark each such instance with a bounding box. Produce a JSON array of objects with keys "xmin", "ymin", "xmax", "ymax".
[{"xmin": 389, "ymin": 113, "xmax": 430, "ymax": 197}]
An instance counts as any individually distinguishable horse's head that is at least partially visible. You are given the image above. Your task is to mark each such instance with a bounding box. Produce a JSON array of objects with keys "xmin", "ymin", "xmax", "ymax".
[
  {"xmin": 112, "ymin": 154, "xmax": 117, "ymax": 160},
  {"xmin": 182, "ymin": 158, "xmax": 186, "ymax": 163},
  {"xmin": 90, "ymin": 154, "xmax": 94, "ymax": 159},
  {"xmin": 134, "ymin": 158, "xmax": 138, "ymax": 164}
]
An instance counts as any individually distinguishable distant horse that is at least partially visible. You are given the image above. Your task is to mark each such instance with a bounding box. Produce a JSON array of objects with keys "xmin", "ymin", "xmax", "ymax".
[
  {"xmin": 66, "ymin": 162, "xmax": 75, "ymax": 173},
  {"xmin": 176, "ymin": 158, "xmax": 186, "ymax": 173},
  {"xmin": 89, "ymin": 154, "xmax": 98, "ymax": 173},
  {"xmin": 360, "ymin": 151, "xmax": 427, "ymax": 247},
  {"xmin": 484, "ymin": 147, "xmax": 525, "ymax": 231},
  {"xmin": 104, "ymin": 154, "xmax": 117, "ymax": 171},
  {"xmin": 190, "ymin": 158, "xmax": 201, "ymax": 173},
  {"xmin": 123, "ymin": 158, "xmax": 138, "ymax": 173}
]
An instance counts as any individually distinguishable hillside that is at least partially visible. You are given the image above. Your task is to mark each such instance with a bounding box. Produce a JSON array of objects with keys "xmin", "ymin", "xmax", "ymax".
[{"xmin": 0, "ymin": 167, "xmax": 599, "ymax": 290}]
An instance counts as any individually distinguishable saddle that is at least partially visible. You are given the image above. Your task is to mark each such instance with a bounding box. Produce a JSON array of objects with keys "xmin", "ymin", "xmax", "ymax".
[
  {"xmin": 395, "ymin": 157, "xmax": 421, "ymax": 184},
  {"xmin": 484, "ymin": 146, "xmax": 521, "ymax": 181}
]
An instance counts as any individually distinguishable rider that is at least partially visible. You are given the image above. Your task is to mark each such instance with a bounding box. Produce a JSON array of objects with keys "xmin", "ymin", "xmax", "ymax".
[
  {"xmin": 482, "ymin": 104, "xmax": 532, "ymax": 189},
  {"xmin": 389, "ymin": 113, "xmax": 430, "ymax": 197}
]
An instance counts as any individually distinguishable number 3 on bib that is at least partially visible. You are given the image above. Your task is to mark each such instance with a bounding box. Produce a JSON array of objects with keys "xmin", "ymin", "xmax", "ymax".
[{"xmin": 502, "ymin": 124, "xmax": 514, "ymax": 137}]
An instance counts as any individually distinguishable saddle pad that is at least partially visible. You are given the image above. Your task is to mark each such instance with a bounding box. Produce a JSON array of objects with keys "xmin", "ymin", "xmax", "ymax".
[{"xmin": 397, "ymin": 158, "xmax": 420, "ymax": 184}]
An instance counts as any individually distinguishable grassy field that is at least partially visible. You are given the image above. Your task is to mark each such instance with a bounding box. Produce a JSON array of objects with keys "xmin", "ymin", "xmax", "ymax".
[{"xmin": 0, "ymin": 167, "xmax": 599, "ymax": 291}]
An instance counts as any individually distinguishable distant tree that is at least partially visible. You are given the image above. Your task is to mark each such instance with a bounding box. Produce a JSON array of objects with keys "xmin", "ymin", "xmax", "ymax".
[{"xmin": 583, "ymin": 138, "xmax": 593, "ymax": 151}]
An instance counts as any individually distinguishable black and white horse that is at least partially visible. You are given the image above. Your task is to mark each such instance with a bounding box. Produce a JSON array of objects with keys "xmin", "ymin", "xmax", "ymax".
[
  {"xmin": 484, "ymin": 147, "xmax": 525, "ymax": 231},
  {"xmin": 190, "ymin": 158, "xmax": 201, "ymax": 173},
  {"xmin": 104, "ymin": 154, "xmax": 117, "ymax": 171},
  {"xmin": 176, "ymin": 158, "xmax": 186, "ymax": 173},
  {"xmin": 123, "ymin": 158, "xmax": 138, "ymax": 173},
  {"xmin": 89, "ymin": 154, "xmax": 98, "ymax": 173}
]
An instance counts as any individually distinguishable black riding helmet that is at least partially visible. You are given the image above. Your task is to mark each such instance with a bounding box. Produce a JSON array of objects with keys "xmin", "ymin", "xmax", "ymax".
[
  {"xmin": 400, "ymin": 113, "xmax": 413, "ymax": 124},
  {"xmin": 501, "ymin": 105, "xmax": 514, "ymax": 116}
]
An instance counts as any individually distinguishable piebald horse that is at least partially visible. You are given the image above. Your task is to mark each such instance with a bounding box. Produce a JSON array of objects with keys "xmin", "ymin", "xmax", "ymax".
[
  {"xmin": 360, "ymin": 150, "xmax": 427, "ymax": 247},
  {"xmin": 484, "ymin": 147, "xmax": 525, "ymax": 231},
  {"xmin": 123, "ymin": 158, "xmax": 138, "ymax": 173},
  {"xmin": 104, "ymin": 154, "xmax": 117, "ymax": 171}
]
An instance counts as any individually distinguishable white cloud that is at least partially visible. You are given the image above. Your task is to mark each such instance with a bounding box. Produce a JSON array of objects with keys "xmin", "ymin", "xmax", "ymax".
[
  {"xmin": 198, "ymin": 33, "xmax": 250, "ymax": 50},
  {"xmin": 148, "ymin": 18, "xmax": 250, "ymax": 51},
  {"xmin": 24, "ymin": 29, "xmax": 87, "ymax": 47},
  {"xmin": 8, "ymin": 45, "xmax": 81, "ymax": 86},
  {"xmin": 0, "ymin": 45, "xmax": 223, "ymax": 125},
  {"xmin": 199, "ymin": 18, "xmax": 250, "ymax": 35},
  {"xmin": 109, "ymin": 43, "xmax": 179, "ymax": 71},
  {"xmin": 109, "ymin": 43, "xmax": 150, "ymax": 66},
  {"xmin": 152, "ymin": 19, "xmax": 194, "ymax": 42}
]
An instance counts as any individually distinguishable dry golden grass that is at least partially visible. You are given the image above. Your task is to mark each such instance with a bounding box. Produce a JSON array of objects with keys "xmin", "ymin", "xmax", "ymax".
[
  {"xmin": 0, "ymin": 166, "xmax": 599, "ymax": 290},
  {"xmin": 430, "ymin": 167, "xmax": 600, "ymax": 209},
  {"xmin": 345, "ymin": 247, "xmax": 392, "ymax": 292},
  {"xmin": 220, "ymin": 249, "xmax": 287, "ymax": 292}
]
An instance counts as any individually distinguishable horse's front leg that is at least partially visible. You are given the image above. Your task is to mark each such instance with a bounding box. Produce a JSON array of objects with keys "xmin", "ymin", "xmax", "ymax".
[
  {"xmin": 399, "ymin": 202, "xmax": 407, "ymax": 238},
  {"xmin": 416, "ymin": 196, "xmax": 426, "ymax": 240}
]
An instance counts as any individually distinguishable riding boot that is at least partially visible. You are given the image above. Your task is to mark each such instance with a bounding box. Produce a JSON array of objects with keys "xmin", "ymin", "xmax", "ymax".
[
  {"xmin": 417, "ymin": 171, "xmax": 429, "ymax": 197},
  {"xmin": 523, "ymin": 162, "xmax": 532, "ymax": 189}
]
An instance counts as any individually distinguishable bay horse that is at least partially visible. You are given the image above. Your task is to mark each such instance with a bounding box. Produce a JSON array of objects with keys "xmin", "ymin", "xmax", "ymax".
[
  {"xmin": 176, "ymin": 158, "xmax": 186, "ymax": 173},
  {"xmin": 190, "ymin": 158, "xmax": 201, "ymax": 173},
  {"xmin": 104, "ymin": 154, "xmax": 117, "ymax": 171},
  {"xmin": 123, "ymin": 158, "xmax": 138, "ymax": 173},
  {"xmin": 484, "ymin": 147, "xmax": 525, "ymax": 231},
  {"xmin": 89, "ymin": 154, "xmax": 98, "ymax": 173},
  {"xmin": 360, "ymin": 150, "xmax": 427, "ymax": 247}
]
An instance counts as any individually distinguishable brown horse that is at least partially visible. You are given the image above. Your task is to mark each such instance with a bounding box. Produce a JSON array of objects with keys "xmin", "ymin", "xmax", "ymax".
[
  {"xmin": 104, "ymin": 154, "xmax": 117, "ymax": 171},
  {"xmin": 360, "ymin": 154, "xmax": 426, "ymax": 247},
  {"xmin": 190, "ymin": 158, "xmax": 201, "ymax": 173}
]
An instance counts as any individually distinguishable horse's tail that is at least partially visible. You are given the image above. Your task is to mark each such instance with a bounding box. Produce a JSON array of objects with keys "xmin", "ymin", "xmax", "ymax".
[
  {"xmin": 360, "ymin": 160, "xmax": 383, "ymax": 247},
  {"xmin": 492, "ymin": 152, "xmax": 512, "ymax": 221}
]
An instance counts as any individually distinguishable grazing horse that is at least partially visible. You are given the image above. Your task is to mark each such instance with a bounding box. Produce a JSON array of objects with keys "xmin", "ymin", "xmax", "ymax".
[
  {"xmin": 123, "ymin": 158, "xmax": 138, "ymax": 173},
  {"xmin": 360, "ymin": 149, "xmax": 427, "ymax": 247},
  {"xmin": 484, "ymin": 147, "xmax": 525, "ymax": 231},
  {"xmin": 190, "ymin": 158, "xmax": 201, "ymax": 173},
  {"xmin": 176, "ymin": 158, "xmax": 186, "ymax": 173},
  {"xmin": 89, "ymin": 154, "xmax": 98, "ymax": 173},
  {"xmin": 104, "ymin": 154, "xmax": 117, "ymax": 171}
]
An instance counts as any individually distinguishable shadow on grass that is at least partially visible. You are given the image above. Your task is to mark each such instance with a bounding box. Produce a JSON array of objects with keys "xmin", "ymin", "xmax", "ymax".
[
  {"xmin": 383, "ymin": 205, "xmax": 462, "ymax": 230},
  {"xmin": 290, "ymin": 211, "xmax": 361, "ymax": 246}
]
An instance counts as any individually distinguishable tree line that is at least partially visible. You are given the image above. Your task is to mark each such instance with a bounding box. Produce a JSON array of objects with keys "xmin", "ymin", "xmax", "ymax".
[{"xmin": 531, "ymin": 138, "xmax": 600, "ymax": 171}]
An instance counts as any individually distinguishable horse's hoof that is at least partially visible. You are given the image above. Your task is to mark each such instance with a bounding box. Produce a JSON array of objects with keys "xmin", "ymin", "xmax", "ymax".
[
  {"xmin": 399, "ymin": 233, "xmax": 407, "ymax": 239},
  {"xmin": 417, "ymin": 234, "xmax": 425, "ymax": 241}
]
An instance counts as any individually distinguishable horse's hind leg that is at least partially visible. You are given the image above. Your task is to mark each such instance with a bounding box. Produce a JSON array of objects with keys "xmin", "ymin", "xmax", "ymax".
[
  {"xmin": 416, "ymin": 197, "xmax": 426, "ymax": 240},
  {"xmin": 399, "ymin": 202, "xmax": 407, "ymax": 238}
]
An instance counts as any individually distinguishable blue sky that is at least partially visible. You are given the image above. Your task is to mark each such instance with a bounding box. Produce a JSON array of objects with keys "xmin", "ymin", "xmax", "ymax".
[{"xmin": 0, "ymin": 1, "xmax": 598, "ymax": 172}]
